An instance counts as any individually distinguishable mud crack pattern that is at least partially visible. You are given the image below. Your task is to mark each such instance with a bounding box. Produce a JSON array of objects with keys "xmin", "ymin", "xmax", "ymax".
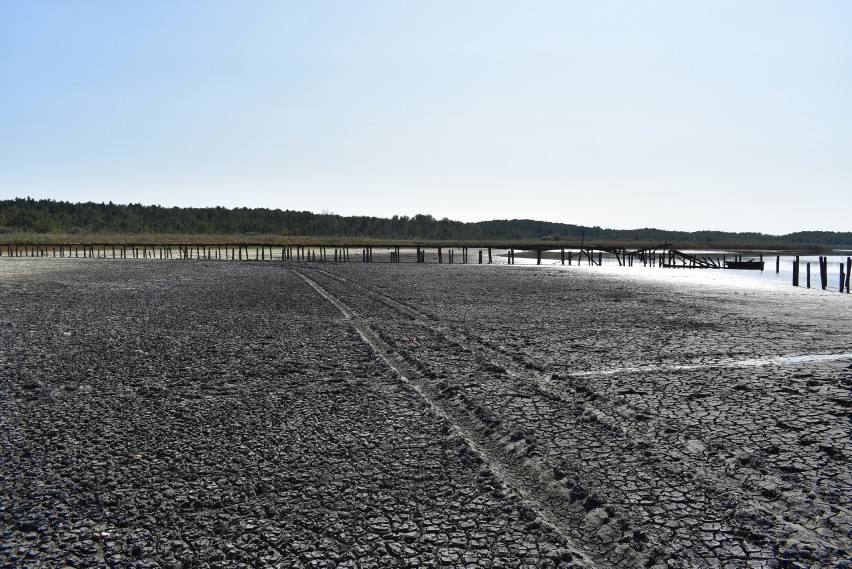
[{"xmin": 1, "ymin": 259, "xmax": 850, "ymax": 568}]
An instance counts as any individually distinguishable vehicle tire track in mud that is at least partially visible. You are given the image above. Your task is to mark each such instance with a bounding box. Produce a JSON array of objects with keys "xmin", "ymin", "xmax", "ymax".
[
  {"xmin": 3, "ymin": 262, "xmax": 596, "ymax": 567},
  {"xmin": 293, "ymin": 268, "xmax": 644, "ymax": 569},
  {"xmin": 297, "ymin": 265, "xmax": 851, "ymax": 568},
  {"xmin": 299, "ymin": 266, "xmax": 838, "ymax": 518}
]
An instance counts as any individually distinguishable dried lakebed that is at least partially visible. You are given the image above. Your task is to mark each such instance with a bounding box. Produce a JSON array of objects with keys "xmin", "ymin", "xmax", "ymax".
[{"xmin": 1, "ymin": 261, "xmax": 850, "ymax": 568}]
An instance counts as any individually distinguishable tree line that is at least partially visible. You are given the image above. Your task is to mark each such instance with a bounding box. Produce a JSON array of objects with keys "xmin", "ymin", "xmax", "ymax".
[{"xmin": 1, "ymin": 197, "xmax": 850, "ymax": 247}]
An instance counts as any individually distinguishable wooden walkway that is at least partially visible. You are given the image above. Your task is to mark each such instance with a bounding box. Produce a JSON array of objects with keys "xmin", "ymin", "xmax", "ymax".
[
  {"xmin": 3, "ymin": 242, "xmax": 850, "ymax": 294},
  {"xmin": 1, "ymin": 242, "xmax": 849, "ymax": 293},
  {"xmin": 0, "ymin": 242, "xmax": 674, "ymax": 266}
]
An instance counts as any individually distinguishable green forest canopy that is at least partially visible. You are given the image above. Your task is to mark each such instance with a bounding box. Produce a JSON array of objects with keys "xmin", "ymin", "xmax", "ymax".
[{"xmin": 1, "ymin": 197, "xmax": 850, "ymax": 247}]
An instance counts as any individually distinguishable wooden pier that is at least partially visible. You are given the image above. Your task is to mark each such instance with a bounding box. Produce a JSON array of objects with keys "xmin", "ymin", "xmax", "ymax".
[
  {"xmin": 0, "ymin": 242, "xmax": 673, "ymax": 266},
  {"xmin": 1, "ymin": 242, "xmax": 848, "ymax": 294}
]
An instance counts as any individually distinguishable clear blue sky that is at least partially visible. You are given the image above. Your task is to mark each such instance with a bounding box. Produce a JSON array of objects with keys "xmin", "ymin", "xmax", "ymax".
[{"xmin": 1, "ymin": 1, "xmax": 850, "ymax": 234}]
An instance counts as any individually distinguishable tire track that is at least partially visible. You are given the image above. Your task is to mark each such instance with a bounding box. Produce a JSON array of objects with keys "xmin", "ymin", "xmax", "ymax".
[
  {"xmin": 293, "ymin": 267, "xmax": 654, "ymax": 569},
  {"xmin": 298, "ymin": 265, "xmax": 851, "ymax": 566},
  {"xmin": 297, "ymin": 267, "xmax": 794, "ymax": 494}
]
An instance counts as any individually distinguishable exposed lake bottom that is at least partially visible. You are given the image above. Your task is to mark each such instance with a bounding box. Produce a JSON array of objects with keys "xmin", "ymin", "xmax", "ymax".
[{"xmin": 1, "ymin": 260, "xmax": 850, "ymax": 568}]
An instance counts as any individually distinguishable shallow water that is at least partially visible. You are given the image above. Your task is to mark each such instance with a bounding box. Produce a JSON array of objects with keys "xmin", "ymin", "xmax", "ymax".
[{"xmin": 495, "ymin": 249, "xmax": 851, "ymax": 293}]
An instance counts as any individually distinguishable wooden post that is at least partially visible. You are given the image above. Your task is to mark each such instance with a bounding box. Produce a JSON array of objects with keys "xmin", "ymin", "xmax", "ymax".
[
  {"xmin": 806, "ymin": 262, "xmax": 811, "ymax": 288},
  {"xmin": 488, "ymin": 247, "xmax": 492, "ymax": 264},
  {"xmin": 438, "ymin": 247, "xmax": 442, "ymax": 264},
  {"xmin": 776, "ymin": 255, "xmax": 780, "ymax": 273},
  {"xmin": 846, "ymin": 257, "xmax": 851, "ymax": 293},
  {"xmin": 598, "ymin": 252, "xmax": 602, "ymax": 266},
  {"xmin": 478, "ymin": 250, "xmax": 482, "ymax": 264},
  {"xmin": 818, "ymin": 257, "xmax": 823, "ymax": 289},
  {"xmin": 793, "ymin": 256, "xmax": 799, "ymax": 286},
  {"xmin": 840, "ymin": 263, "xmax": 845, "ymax": 293},
  {"xmin": 536, "ymin": 249, "xmax": 541, "ymax": 265}
]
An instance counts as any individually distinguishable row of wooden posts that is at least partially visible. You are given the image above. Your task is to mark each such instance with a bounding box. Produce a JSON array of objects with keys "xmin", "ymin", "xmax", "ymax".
[
  {"xmin": 0, "ymin": 243, "xmax": 604, "ymax": 266},
  {"xmin": 792, "ymin": 255, "xmax": 851, "ymax": 293},
  {"xmin": 2, "ymin": 243, "xmax": 850, "ymax": 294},
  {"xmin": 0, "ymin": 243, "xmax": 361, "ymax": 262}
]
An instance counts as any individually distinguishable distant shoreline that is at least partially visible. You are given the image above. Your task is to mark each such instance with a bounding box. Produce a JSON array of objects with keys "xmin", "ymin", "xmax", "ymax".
[{"xmin": 2, "ymin": 198, "xmax": 850, "ymax": 249}]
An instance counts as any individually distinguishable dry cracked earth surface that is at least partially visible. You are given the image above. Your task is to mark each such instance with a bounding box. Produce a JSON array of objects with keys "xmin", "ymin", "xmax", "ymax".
[{"xmin": 1, "ymin": 259, "xmax": 850, "ymax": 568}]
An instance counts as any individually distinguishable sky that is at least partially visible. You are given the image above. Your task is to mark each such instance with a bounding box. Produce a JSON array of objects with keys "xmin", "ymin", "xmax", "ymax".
[{"xmin": 1, "ymin": 1, "xmax": 850, "ymax": 234}]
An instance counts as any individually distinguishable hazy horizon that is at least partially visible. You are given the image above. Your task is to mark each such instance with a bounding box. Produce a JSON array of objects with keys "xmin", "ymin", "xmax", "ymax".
[{"xmin": 2, "ymin": 2, "xmax": 850, "ymax": 234}]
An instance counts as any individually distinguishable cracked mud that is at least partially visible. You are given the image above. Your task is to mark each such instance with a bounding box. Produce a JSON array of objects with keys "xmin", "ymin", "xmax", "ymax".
[{"xmin": 1, "ymin": 260, "xmax": 850, "ymax": 568}]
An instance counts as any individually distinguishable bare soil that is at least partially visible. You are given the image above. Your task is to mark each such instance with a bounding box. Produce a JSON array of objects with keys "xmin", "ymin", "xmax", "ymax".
[{"xmin": 1, "ymin": 260, "xmax": 850, "ymax": 568}]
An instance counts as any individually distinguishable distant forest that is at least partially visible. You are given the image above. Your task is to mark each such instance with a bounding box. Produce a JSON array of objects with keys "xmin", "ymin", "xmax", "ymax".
[{"xmin": 1, "ymin": 197, "xmax": 850, "ymax": 247}]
